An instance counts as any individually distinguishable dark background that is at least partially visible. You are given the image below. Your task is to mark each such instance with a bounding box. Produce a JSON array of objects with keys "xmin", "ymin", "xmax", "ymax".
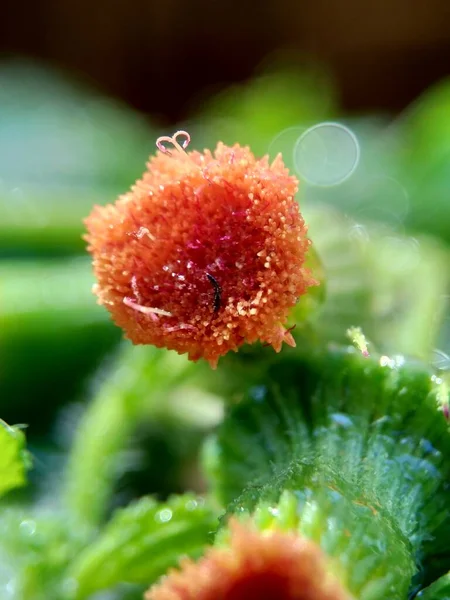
[{"xmin": 3, "ymin": 0, "xmax": 450, "ymax": 120}]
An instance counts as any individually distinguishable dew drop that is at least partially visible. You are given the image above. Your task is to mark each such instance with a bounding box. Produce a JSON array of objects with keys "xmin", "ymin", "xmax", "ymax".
[
  {"xmin": 268, "ymin": 506, "xmax": 279, "ymax": 517},
  {"xmin": 19, "ymin": 519, "xmax": 36, "ymax": 536},
  {"xmin": 379, "ymin": 355, "xmax": 396, "ymax": 369},
  {"xmin": 185, "ymin": 499, "xmax": 198, "ymax": 511},
  {"xmin": 156, "ymin": 508, "xmax": 173, "ymax": 523}
]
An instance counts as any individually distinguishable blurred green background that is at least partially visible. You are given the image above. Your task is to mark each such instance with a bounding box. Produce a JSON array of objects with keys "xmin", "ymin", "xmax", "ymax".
[{"xmin": 1, "ymin": 2, "xmax": 450, "ymax": 529}]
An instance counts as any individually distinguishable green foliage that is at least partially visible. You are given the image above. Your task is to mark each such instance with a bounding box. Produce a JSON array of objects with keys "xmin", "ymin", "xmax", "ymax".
[
  {"xmin": 0, "ymin": 508, "xmax": 89, "ymax": 600},
  {"xmin": 70, "ymin": 494, "xmax": 219, "ymax": 598},
  {"xmin": 189, "ymin": 64, "xmax": 336, "ymax": 165},
  {"xmin": 2, "ymin": 60, "xmax": 450, "ymax": 600},
  {"xmin": 0, "ymin": 258, "xmax": 119, "ymax": 424},
  {"xmin": 417, "ymin": 573, "xmax": 450, "ymax": 599},
  {"xmin": 206, "ymin": 348, "xmax": 450, "ymax": 596},
  {"xmin": 0, "ymin": 421, "xmax": 30, "ymax": 498},
  {"xmin": 400, "ymin": 80, "xmax": 450, "ymax": 244},
  {"xmin": 0, "ymin": 61, "xmax": 155, "ymax": 256},
  {"xmin": 63, "ymin": 344, "xmax": 208, "ymax": 528},
  {"xmin": 304, "ymin": 205, "xmax": 450, "ymax": 358}
]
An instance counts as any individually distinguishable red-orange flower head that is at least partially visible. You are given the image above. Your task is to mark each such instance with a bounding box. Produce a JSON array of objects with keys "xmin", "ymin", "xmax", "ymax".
[
  {"xmin": 145, "ymin": 519, "xmax": 351, "ymax": 600},
  {"xmin": 85, "ymin": 131, "xmax": 316, "ymax": 368}
]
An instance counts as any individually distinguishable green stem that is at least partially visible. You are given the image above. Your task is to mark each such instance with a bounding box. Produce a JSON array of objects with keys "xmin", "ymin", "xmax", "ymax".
[{"xmin": 63, "ymin": 344, "xmax": 198, "ymax": 529}]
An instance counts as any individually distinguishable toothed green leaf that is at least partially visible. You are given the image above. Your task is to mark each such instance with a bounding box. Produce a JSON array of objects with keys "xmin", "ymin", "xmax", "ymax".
[
  {"xmin": 70, "ymin": 494, "xmax": 219, "ymax": 599},
  {"xmin": 0, "ymin": 508, "xmax": 89, "ymax": 600},
  {"xmin": 205, "ymin": 348, "xmax": 450, "ymax": 597}
]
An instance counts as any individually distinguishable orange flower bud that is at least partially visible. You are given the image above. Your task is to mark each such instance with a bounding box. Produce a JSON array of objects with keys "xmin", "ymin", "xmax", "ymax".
[
  {"xmin": 85, "ymin": 132, "xmax": 316, "ymax": 368},
  {"xmin": 145, "ymin": 519, "xmax": 351, "ymax": 600}
]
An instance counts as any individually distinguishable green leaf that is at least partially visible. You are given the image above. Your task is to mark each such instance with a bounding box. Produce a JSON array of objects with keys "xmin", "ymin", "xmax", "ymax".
[
  {"xmin": 0, "ymin": 420, "xmax": 30, "ymax": 497},
  {"xmin": 0, "ymin": 508, "xmax": 90, "ymax": 600},
  {"xmin": 303, "ymin": 205, "xmax": 450, "ymax": 358},
  {"xmin": 0, "ymin": 258, "xmax": 119, "ymax": 422},
  {"xmin": 0, "ymin": 60, "xmax": 155, "ymax": 256},
  {"xmin": 400, "ymin": 79, "xmax": 450, "ymax": 245},
  {"xmin": 70, "ymin": 494, "xmax": 219, "ymax": 599},
  {"xmin": 189, "ymin": 64, "xmax": 336, "ymax": 167},
  {"xmin": 205, "ymin": 347, "xmax": 450, "ymax": 596},
  {"xmin": 417, "ymin": 573, "xmax": 450, "ymax": 599}
]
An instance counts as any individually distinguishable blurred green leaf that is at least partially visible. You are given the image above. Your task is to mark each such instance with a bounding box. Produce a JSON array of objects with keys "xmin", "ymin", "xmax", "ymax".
[
  {"xmin": 70, "ymin": 494, "xmax": 218, "ymax": 598},
  {"xmin": 0, "ymin": 60, "xmax": 155, "ymax": 255},
  {"xmin": 296, "ymin": 80, "xmax": 450, "ymax": 249},
  {"xmin": 303, "ymin": 205, "xmax": 450, "ymax": 359},
  {"xmin": 0, "ymin": 258, "xmax": 119, "ymax": 426},
  {"xmin": 400, "ymin": 79, "xmax": 450, "ymax": 244},
  {"xmin": 417, "ymin": 573, "xmax": 450, "ymax": 599},
  {"xmin": 0, "ymin": 508, "xmax": 90, "ymax": 600},
  {"xmin": 0, "ymin": 421, "xmax": 30, "ymax": 498},
  {"xmin": 188, "ymin": 65, "xmax": 336, "ymax": 169}
]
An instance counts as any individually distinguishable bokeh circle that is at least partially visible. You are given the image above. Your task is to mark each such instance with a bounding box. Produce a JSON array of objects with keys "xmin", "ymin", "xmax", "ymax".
[{"xmin": 294, "ymin": 122, "xmax": 360, "ymax": 186}]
